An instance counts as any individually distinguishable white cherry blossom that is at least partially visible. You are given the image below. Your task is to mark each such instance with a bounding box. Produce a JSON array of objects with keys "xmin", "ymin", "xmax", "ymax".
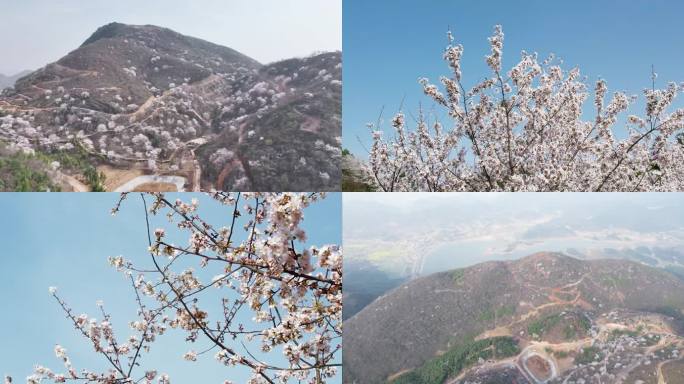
[
  {"xmin": 366, "ymin": 25, "xmax": 684, "ymax": 191},
  {"xmin": 32, "ymin": 192, "xmax": 341, "ymax": 384}
]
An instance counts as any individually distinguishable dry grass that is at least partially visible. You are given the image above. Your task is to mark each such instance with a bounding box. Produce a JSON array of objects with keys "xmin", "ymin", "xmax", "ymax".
[
  {"xmin": 97, "ymin": 165, "xmax": 144, "ymax": 191},
  {"xmin": 131, "ymin": 182, "xmax": 178, "ymax": 192}
]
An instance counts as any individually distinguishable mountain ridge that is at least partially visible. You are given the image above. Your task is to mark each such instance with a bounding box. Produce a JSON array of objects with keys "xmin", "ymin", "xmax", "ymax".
[
  {"xmin": 0, "ymin": 22, "xmax": 341, "ymax": 191},
  {"xmin": 343, "ymin": 252, "xmax": 684, "ymax": 383}
]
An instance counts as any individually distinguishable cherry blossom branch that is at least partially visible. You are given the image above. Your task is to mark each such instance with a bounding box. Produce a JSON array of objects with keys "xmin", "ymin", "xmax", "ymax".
[{"xmin": 366, "ymin": 25, "xmax": 684, "ymax": 192}]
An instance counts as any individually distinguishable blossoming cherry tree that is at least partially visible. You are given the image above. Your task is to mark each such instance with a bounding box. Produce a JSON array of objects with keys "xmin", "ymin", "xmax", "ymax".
[{"xmin": 367, "ymin": 25, "xmax": 684, "ymax": 191}]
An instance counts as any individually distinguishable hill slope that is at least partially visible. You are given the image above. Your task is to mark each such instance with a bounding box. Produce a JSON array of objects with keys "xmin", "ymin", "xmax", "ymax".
[
  {"xmin": 0, "ymin": 70, "xmax": 31, "ymax": 90},
  {"xmin": 343, "ymin": 252, "xmax": 684, "ymax": 383},
  {"xmin": 0, "ymin": 23, "xmax": 341, "ymax": 191}
]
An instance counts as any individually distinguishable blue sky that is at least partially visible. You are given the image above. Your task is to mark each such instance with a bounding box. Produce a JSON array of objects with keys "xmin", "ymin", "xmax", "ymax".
[
  {"xmin": 343, "ymin": 0, "xmax": 684, "ymax": 157},
  {"xmin": 0, "ymin": 193, "xmax": 341, "ymax": 383},
  {"xmin": 0, "ymin": 0, "xmax": 341, "ymax": 74}
]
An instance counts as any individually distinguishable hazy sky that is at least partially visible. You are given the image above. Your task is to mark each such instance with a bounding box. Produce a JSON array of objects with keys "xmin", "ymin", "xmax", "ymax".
[
  {"xmin": 343, "ymin": 0, "xmax": 684, "ymax": 157},
  {"xmin": 345, "ymin": 193, "xmax": 684, "ymax": 276},
  {"xmin": 0, "ymin": 193, "xmax": 341, "ymax": 382},
  {"xmin": 0, "ymin": 0, "xmax": 341, "ymax": 74}
]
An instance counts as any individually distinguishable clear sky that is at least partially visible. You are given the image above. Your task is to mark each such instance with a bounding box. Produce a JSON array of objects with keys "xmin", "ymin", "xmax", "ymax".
[
  {"xmin": 345, "ymin": 193, "xmax": 684, "ymax": 276},
  {"xmin": 343, "ymin": 0, "xmax": 684, "ymax": 157},
  {"xmin": 0, "ymin": 193, "xmax": 341, "ymax": 383},
  {"xmin": 0, "ymin": 0, "xmax": 342, "ymax": 74}
]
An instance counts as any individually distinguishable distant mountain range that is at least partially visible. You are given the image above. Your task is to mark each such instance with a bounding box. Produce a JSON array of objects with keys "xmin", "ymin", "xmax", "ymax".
[
  {"xmin": 0, "ymin": 70, "xmax": 31, "ymax": 89},
  {"xmin": 344, "ymin": 252, "xmax": 684, "ymax": 384},
  {"xmin": 343, "ymin": 259, "xmax": 406, "ymax": 320},
  {"xmin": 0, "ymin": 22, "xmax": 341, "ymax": 191}
]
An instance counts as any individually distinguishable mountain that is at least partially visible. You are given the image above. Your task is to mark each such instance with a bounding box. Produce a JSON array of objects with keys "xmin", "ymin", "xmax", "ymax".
[
  {"xmin": 343, "ymin": 259, "xmax": 406, "ymax": 320},
  {"xmin": 0, "ymin": 70, "xmax": 31, "ymax": 89},
  {"xmin": 344, "ymin": 245, "xmax": 684, "ymax": 320},
  {"xmin": 343, "ymin": 252, "xmax": 684, "ymax": 384},
  {"xmin": 0, "ymin": 23, "xmax": 341, "ymax": 191}
]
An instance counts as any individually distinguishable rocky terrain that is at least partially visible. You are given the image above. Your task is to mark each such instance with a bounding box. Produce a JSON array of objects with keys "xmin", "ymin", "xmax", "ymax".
[
  {"xmin": 0, "ymin": 22, "xmax": 341, "ymax": 191},
  {"xmin": 343, "ymin": 252, "xmax": 684, "ymax": 384}
]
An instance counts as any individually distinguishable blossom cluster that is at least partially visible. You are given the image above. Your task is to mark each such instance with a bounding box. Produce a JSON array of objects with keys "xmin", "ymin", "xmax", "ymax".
[
  {"xmin": 367, "ymin": 25, "xmax": 684, "ymax": 191},
  {"xmin": 31, "ymin": 193, "xmax": 341, "ymax": 384}
]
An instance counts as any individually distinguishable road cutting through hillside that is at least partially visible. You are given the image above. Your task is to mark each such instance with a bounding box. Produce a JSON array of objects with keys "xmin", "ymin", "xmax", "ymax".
[
  {"xmin": 519, "ymin": 347, "xmax": 558, "ymax": 383},
  {"xmin": 113, "ymin": 175, "xmax": 186, "ymax": 192}
]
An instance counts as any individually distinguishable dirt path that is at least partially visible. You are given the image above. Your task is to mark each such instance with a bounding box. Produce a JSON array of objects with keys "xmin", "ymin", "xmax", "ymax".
[
  {"xmin": 449, "ymin": 304, "xmax": 684, "ymax": 384},
  {"xmin": 61, "ymin": 173, "xmax": 89, "ymax": 192},
  {"xmin": 519, "ymin": 347, "xmax": 559, "ymax": 383},
  {"xmin": 189, "ymin": 146, "xmax": 202, "ymax": 192},
  {"xmin": 192, "ymin": 159, "xmax": 201, "ymax": 191},
  {"xmin": 658, "ymin": 360, "xmax": 667, "ymax": 384},
  {"xmin": 445, "ymin": 358, "xmax": 520, "ymax": 384},
  {"xmin": 502, "ymin": 274, "xmax": 592, "ymax": 331},
  {"xmin": 129, "ymin": 75, "xmax": 219, "ymax": 124},
  {"xmin": 216, "ymin": 159, "xmax": 242, "ymax": 189},
  {"xmin": 386, "ymin": 369, "xmax": 413, "ymax": 383},
  {"xmin": 113, "ymin": 175, "xmax": 186, "ymax": 192},
  {"xmin": 98, "ymin": 165, "xmax": 145, "ymax": 191}
]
